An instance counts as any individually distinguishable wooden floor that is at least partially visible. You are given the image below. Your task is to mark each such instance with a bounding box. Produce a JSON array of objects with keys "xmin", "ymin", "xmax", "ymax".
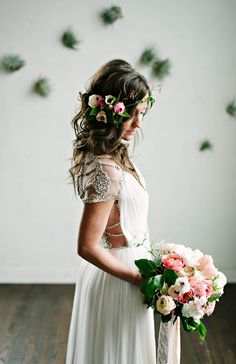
[{"xmin": 0, "ymin": 283, "xmax": 235, "ymax": 364}]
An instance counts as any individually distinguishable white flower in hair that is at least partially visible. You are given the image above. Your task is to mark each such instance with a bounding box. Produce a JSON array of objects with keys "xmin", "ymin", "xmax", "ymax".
[
  {"xmin": 105, "ymin": 95, "xmax": 116, "ymax": 105},
  {"xmin": 96, "ymin": 111, "xmax": 107, "ymax": 123},
  {"xmin": 88, "ymin": 94, "xmax": 101, "ymax": 108}
]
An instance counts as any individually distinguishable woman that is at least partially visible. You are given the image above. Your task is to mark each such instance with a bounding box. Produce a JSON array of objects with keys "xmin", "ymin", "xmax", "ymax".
[{"xmin": 66, "ymin": 59, "xmax": 157, "ymax": 364}]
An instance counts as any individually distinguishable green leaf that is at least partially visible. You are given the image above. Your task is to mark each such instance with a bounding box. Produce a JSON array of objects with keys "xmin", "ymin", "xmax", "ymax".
[
  {"xmin": 207, "ymin": 292, "xmax": 221, "ymax": 302},
  {"xmin": 134, "ymin": 259, "xmax": 158, "ymax": 278},
  {"xmin": 198, "ymin": 321, "xmax": 207, "ymax": 341},
  {"xmin": 90, "ymin": 106, "xmax": 99, "ymax": 116},
  {"xmin": 140, "ymin": 275, "xmax": 164, "ymax": 305},
  {"xmin": 119, "ymin": 111, "xmax": 130, "ymax": 117},
  {"xmin": 181, "ymin": 317, "xmax": 207, "ymax": 341},
  {"xmin": 163, "ymin": 269, "xmax": 178, "ymax": 286}
]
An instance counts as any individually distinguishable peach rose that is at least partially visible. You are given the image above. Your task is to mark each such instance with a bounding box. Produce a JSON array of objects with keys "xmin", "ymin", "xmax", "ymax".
[{"xmin": 162, "ymin": 253, "xmax": 185, "ymax": 272}]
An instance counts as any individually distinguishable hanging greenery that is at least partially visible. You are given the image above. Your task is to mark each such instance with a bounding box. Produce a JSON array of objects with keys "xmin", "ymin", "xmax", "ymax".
[
  {"xmin": 33, "ymin": 77, "xmax": 51, "ymax": 97},
  {"xmin": 1, "ymin": 54, "xmax": 25, "ymax": 72},
  {"xmin": 152, "ymin": 58, "xmax": 171, "ymax": 80},
  {"xmin": 199, "ymin": 139, "xmax": 213, "ymax": 151},
  {"xmin": 61, "ymin": 29, "xmax": 80, "ymax": 50},
  {"xmin": 100, "ymin": 5, "xmax": 123, "ymax": 25},
  {"xmin": 139, "ymin": 48, "xmax": 157, "ymax": 65},
  {"xmin": 226, "ymin": 100, "xmax": 236, "ymax": 118}
]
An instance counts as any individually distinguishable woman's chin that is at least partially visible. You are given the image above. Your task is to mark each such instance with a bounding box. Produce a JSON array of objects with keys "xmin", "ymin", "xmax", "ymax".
[{"xmin": 122, "ymin": 133, "xmax": 135, "ymax": 141}]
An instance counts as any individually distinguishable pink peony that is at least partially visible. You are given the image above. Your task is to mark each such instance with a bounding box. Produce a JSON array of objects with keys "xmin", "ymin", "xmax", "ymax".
[
  {"xmin": 198, "ymin": 255, "xmax": 218, "ymax": 278},
  {"xmin": 189, "ymin": 276, "xmax": 213, "ymax": 298},
  {"xmin": 113, "ymin": 102, "xmax": 125, "ymax": 115},
  {"xmin": 162, "ymin": 253, "xmax": 185, "ymax": 272},
  {"xmin": 96, "ymin": 96, "xmax": 105, "ymax": 106}
]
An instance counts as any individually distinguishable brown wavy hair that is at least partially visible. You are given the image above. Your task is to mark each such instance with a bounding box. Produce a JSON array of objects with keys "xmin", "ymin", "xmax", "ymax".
[{"xmin": 68, "ymin": 59, "xmax": 150, "ymax": 196}]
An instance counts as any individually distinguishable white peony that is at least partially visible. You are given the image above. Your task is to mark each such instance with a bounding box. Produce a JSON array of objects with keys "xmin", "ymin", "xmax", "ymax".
[
  {"xmin": 182, "ymin": 300, "xmax": 205, "ymax": 322},
  {"xmin": 88, "ymin": 94, "xmax": 101, "ymax": 108},
  {"xmin": 156, "ymin": 295, "xmax": 176, "ymax": 315},
  {"xmin": 213, "ymin": 271, "xmax": 227, "ymax": 294},
  {"xmin": 174, "ymin": 277, "xmax": 191, "ymax": 294},
  {"xmin": 180, "ymin": 247, "xmax": 204, "ymax": 267}
]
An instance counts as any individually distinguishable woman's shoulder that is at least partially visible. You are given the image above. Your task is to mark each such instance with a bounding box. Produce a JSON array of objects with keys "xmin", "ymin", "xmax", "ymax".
[{"xmin": 82, "ymin": 152, "xmax": 123, "ymax": 181}]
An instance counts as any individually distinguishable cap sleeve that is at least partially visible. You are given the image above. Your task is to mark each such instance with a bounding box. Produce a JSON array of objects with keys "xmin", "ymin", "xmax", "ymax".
[{"xmin": 77, "ymin": 155, "xmax": 123, "ymax": 203}]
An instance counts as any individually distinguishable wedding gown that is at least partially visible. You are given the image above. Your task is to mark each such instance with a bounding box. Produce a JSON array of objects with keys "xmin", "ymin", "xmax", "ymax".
[{"xmin": 65, "ymin": 152, "xmax": 180, "ymax": 364}]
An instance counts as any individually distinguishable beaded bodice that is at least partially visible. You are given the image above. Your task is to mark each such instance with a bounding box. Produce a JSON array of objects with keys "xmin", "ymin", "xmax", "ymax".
[{"xmin": 77, "ymin": 152, "xmax": 150, "ymax": 249}]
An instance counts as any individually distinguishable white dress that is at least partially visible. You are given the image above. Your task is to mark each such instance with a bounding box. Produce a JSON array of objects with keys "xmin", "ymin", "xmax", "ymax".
[{"xmin": 65, "ymin": 152, "xmax": 179, "ymax": 364}]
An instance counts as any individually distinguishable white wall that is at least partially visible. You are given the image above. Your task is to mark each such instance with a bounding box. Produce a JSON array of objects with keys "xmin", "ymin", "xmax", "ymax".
[{"xmin": 0, "ymin": 0, "xmax": 235, "ymax": 283}]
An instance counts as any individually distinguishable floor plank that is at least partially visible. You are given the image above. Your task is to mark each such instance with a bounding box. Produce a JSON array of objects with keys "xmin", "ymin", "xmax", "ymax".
[{"xmin": 0, "ymin": 283, "xmax": 235, "ymax": 363}]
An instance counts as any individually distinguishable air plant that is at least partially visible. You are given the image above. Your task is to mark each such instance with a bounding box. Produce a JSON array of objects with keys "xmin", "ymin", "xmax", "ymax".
[
  {"xmin": 139, "ymin": 48, "xmax": 157, "ymax": 65},
  {"xmin": 1, "ymin": 54, "xmax": 25, "ymax": 72},
  {"xmin": 226, "ymin": 100, "xmax": 236, "ymax": 118},
  {"xmin": 152, "ymin": 58, "xmax": 171, "ymax": 80},
  {"xmin": 61, "ymin": 29, "xmax": 80, "ymax": 50},
  {"xmin": 33, "ymin": 77, "xmax": 52, "ymax": 97},
  {"xmin": 199, "ymin": 139, "xmax": 213, "ymax": 151},
  {"xmin": 100, "ymin": 5, "xmax": 123, "ymax": 25}
]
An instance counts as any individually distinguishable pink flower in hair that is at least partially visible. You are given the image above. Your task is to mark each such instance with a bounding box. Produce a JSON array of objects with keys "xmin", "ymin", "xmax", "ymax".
[
  {"xmin": 114, "ymin": 102, "xmax": 125, "ymax": 115},
  {"xmin": 96, "ymin": 96, "xmax": 105, "ymax": 107}
]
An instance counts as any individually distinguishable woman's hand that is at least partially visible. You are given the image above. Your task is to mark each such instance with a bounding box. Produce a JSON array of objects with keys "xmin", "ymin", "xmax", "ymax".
[{"xmin": 130, "ymin": 271, "xmax": 144, "ymax": 288}]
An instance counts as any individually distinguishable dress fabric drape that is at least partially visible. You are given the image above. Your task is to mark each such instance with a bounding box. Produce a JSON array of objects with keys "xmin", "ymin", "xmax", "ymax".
[{"xmin": 65, "ymin": 152, "xmax": 180, "ymax": 364}]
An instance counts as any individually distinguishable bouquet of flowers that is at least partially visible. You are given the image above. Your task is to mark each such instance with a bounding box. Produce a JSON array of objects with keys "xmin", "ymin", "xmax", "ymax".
[{"xmin": 134, "ymin": 241, "xmax": 227, "ymax": 340}]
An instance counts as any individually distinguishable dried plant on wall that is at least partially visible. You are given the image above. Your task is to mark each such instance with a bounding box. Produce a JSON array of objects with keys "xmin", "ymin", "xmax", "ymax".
[
  {"xmin": 33, "ymin": 77, "xmax": 52, "ymax": 97},
  {"xmin": 139, "ymin": 47, "xmax": 171, "ymax": 80},
  {"xmin": 152, "ymin": 58, "xmax": 171, "ymax": 80},
  {"xmin": 61, "ymin": 29, "xmax": 80, "ymax": 50},
  {"xmin": 139, "ymin": 48, "xmax": 157, "ymax": 65},
  {"xmin": 1, "ymin": 54, "xmax": 26, "ymax": 72},
  {"xmin": 100, "ymin": 5, "xmax": 123, "ymax": 25},
  {"xmin": 199, "ymin": 139, "xmax": 213, "ymax": 151},
  {"xmin": 226, "ymin": 100, "xmax": 236, "ymax": 118}
]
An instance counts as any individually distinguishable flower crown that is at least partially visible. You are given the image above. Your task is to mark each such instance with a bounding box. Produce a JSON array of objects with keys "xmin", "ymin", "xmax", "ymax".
[{"xmin": 83, "ymin": 91, "xmax": 155, "ymax": 127}]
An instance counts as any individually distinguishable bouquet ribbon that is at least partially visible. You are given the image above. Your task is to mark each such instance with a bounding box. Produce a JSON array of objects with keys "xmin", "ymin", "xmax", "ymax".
[{"xmin": 157, "ymin": 315, "xmax": 181, "ymax": 364}]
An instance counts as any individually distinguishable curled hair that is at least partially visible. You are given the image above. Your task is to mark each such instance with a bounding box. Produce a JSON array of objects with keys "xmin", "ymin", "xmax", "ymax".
[{"xmin": 68, "ymin": 59, "xmax": 150, "ymax": 196}]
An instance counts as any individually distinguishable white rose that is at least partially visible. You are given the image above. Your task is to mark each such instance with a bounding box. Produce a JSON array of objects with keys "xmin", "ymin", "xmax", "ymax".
[
  {"xmin": 213, "ymin": 271, "xmax": 227, "ymax": 294},
  {"xmin": 174, "ymin": 277, "xmax": 191, "ymax": 294},
  {"xmin": 182, "ymin": 300, "xmax": 204, "ymax": 322},
  {"xmin": 88, "ymin": 94, "xmax": 101, "ymax": 108},
  {"xmin": 156, "ymin": 295, "xmax": 176, "ymax": 315}
]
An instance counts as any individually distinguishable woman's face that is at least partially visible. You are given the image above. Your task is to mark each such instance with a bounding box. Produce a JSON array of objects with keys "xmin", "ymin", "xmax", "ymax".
[{"xmin": 121, "ymin": 94, "xmax": 148, "ymax": 141}]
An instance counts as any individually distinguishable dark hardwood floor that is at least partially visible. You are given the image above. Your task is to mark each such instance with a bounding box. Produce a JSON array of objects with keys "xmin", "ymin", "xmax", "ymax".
[{"xmin": 0, "ymin": 283, "xmax": 235, "ymax": 364}]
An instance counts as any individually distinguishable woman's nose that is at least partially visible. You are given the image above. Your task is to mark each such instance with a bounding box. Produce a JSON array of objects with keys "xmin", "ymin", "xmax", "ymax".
[{"xmin": 132, "ymin": 114, "xmax": 142, "ymax": 128}]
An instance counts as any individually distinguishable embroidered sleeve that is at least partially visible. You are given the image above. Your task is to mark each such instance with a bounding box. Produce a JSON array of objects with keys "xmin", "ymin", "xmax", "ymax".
[{"xmin": 77, "ymin": 155, "xmax": 123, "ymax": 203}]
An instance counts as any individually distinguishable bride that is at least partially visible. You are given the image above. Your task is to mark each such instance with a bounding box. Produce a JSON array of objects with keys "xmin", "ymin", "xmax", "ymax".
[{"xmin": 65, "ymin": 59, "xmax": 180, "ymax": 364}]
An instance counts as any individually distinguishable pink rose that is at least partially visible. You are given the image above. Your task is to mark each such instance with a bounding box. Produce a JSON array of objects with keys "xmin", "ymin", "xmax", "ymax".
[
  {"xmin": 162, "ymin": 253, "xmax": 185, "ymax": 272},
  {"xmin": 198, "ymin": 255, "xmax": 218, "ymax": 278},
  {"xmin": 96, "ymin": 96, "xmax": 105, "ymax": 106},
  {"xmin": 114, "ymin": 102, "xmax": 125, "ymax": 115},
  {"xmin": 189, "ymin": 277, "xmax": 213, "ymax": 298}
]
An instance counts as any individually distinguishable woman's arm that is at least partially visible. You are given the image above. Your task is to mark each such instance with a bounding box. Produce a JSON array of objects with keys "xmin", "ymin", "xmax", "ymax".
[{"xmin": 77, "ymin": 199, "xmax": 143, "ymax": 287}]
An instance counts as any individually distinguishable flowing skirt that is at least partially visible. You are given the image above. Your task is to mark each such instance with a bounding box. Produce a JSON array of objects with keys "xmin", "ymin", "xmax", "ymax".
[{"xmin": 65, "ymin": 245, "xmax": 157, "ymax": 364}]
